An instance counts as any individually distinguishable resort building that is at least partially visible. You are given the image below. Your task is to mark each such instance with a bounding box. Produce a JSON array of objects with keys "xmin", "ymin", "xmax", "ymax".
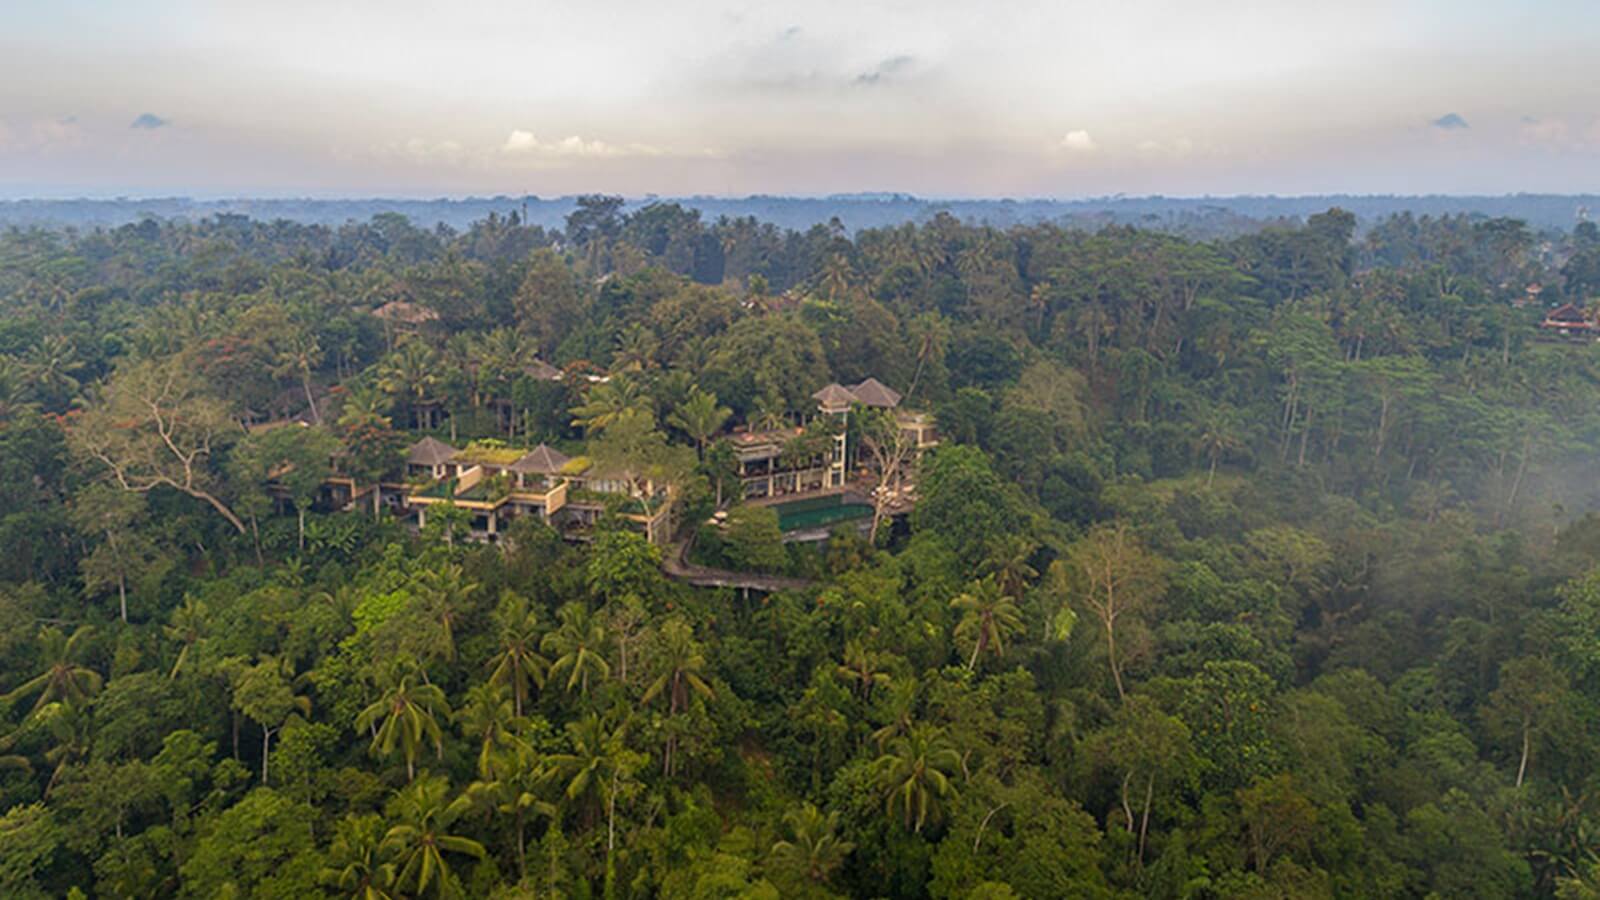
[
  {"xmin": 397, "ymin": 438, "xmax": 671, "ymax": 545},
  {"xmin": 317, "ymin": 374, "xmax": 929, "ymax": 548}
]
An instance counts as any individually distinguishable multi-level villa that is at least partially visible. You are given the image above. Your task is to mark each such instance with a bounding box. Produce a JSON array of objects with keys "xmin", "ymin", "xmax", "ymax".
[
  {"xmin": 731, "ymin": 378, "xmax": 938, "ymax": 502},
  {"xmin": 308, "ymin": 374, "xmax": 932, "ymax": 546},
  {"xmin": 399, "ymin": 438, "xmax": 672, "ymax": 544}
]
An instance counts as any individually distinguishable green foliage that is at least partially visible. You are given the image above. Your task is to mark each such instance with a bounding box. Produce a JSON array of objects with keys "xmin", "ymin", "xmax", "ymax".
[{"xmin": 0, "ymin": 207, "xmax": 1597, "ymax": 898}]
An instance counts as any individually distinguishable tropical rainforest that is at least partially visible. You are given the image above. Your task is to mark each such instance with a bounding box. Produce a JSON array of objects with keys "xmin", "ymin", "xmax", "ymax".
[{"xmin": 3, "ymin": 199, "xmax": 1600, "ymax": 898}]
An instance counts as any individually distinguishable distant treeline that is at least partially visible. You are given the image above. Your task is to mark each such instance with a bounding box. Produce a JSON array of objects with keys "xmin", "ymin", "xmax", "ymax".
[{"xmin": 4, "ymin": 192, "xmax": 1599, "ymax": 237}]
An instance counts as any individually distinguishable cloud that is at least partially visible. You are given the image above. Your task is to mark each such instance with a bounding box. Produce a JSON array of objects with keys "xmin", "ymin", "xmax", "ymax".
[
  {"xmin": 1431, "ymin": 113, "xmax": 1469, "ymax": 130},
  {"xmin": 1136, "ymin": 137, "xmax": 1194, "ymax": 159},
  {"xmin": 130, "ymin": 112, "xmax": 169, "ymax": 130},
  {"xmin": 501, "ymin": 130, "xmax": 661, "ymax": 159},
  {"xmin": 1060, "ymin": 130, "xmax": 1097, "ymax": 152},
  {"xmin": 1519, "ymin": 116, "xmax": 1568, "ymax": 145},
  {"xmin": 854, "ymin": 55, "xmax": 916, "ymax": 87}
]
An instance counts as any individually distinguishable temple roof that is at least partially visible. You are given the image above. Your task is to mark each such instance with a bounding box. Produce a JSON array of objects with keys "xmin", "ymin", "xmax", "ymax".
[
  {"xmin": 849, "ymin": 377, "xmax": 902, "ymax": 408},
  {"xmin": 406, "ymin": 436, "xmax": 458, "ymax": 466},
  {"xmin": 509, "ymin": 443, "xmax": 571, "ymax": 475}
]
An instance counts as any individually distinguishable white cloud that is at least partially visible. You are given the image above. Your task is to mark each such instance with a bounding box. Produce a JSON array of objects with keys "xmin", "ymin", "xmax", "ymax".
[
  {"xmin": 1136, "ymin": 136, "xmax": 1195, "ymax": 159},
  {"xmin": 1060, "ymin": 129, "xmax": 1096, "ymax": 152},
  {"xmin": 501, "ymin": 130, "xmax": 659, "ymax": 158}
]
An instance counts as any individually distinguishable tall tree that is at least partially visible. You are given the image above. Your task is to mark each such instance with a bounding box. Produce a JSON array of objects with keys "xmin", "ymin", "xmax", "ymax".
[
  {"xmin": 1065, "ymin": 523, "xmax": 1168, "ymax": 701},
  {"xmin": 69, "ymin": 357, "xmax": 248, "ymax": 533}
]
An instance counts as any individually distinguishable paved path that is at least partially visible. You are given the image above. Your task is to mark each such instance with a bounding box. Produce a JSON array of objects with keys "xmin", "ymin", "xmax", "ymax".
[{"xmin": 661, "ymin": 537, "xmax": 814, "ymax": 593}]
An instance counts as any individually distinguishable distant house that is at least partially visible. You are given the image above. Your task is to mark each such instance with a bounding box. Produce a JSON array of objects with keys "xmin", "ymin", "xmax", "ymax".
[
  {"xmin": 1540, "ymin": 302, "xmax": 1598, "ymax": 339},
  {"xmin": 371, "ymin": 300, "xmax": 440, "ymax": 327}
]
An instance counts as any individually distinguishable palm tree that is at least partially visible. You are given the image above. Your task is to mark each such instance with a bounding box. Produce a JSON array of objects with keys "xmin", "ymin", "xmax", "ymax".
[
  {"xmin": 541, "ymin": 603, "xmax": 610, "ymax": 696},
  {"xmin": 466, "ymin": 740, "xmax": 556, "ymax": 882},
  {"xmin": 485, "ymin": 592, "xmax": 547, "ymax": 717},
  {"xmin": 980, "ymin": 534, "xmax": 1038, "ymax": 599},
  {"xmin": 322, "ymin": 813, "xmax": 398, "ymax": 900},
  {"xmin": 836, "ymin": 639, "xmax": 892, "ymax": 699},
  {"xmin": 1193, "ymin": 402, "xmax": 1245, "ymax": 487},
  {"xmin": 641, "ymin": 619, "xmax": 714, "ymax": 777},
  {"xmin": 547, "ymin": 713, "xmax": 636, "ymax": 856},
  {"xmin": 381, "ymin": 774, "xmax": 486, "ymax": 899},
  {"xmin": 164, "ymin": 596, "xmax": 209, "ymax": 679},
  {"xmin": 377, "ymin": 339, "xmax": 440, "ymax": 430},
  {"xmin": 3, "ymin": 625, "xmax": 101, "ymax": 719},
  {"xmin": 356, "ymin": 660, "xmax": 450, "ymax": 782},
  {"xmin": 23, "ymin": 334, "xmax": 83, "ymax": 409},
  {"xmin": 569, "ymin": 376, "xmax": 649, "ymax": 435},
  {"xmin": 872, "ymin": 724, "xmax": 962, "ymax": 834},
  {"xmin": 667, "ymin": 388, "xmax": 731, "ymax": 459},
  {"xmin": 33, "ymin": 700, "xmax": 93, "ymax": 797},
  {"xmin": 767, "ymin": 803, "xmax": 854, "ymax": 889},
  {"xmin": 950, "ymin": 577, "xmax": 1024, "ymax": 672},
  {"xmin": 749, "ymin": 390, "xmax": 789, "ymax": 432},
  {"xmin": 613, "ymin": 323, "xmax": 659, "ymax": 372},
  {"xmin": 412, "ymin": 563, "xmax": 479, "ymax": 664},
  {"xmin": 454, "ymin": 682, "xmax": 522, "ymax": 781}
]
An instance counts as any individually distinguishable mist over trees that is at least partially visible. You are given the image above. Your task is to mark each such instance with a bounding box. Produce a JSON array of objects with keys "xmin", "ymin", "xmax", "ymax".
[{"xmin": 1, "ymin": 198, "xmax": 1600, "ymax": 897}]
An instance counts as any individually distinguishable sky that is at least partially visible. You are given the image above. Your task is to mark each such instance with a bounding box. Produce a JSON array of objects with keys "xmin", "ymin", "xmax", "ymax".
[{"xmin": 3, "ymin": 0, "xmax": 1600, "ymax": 198}]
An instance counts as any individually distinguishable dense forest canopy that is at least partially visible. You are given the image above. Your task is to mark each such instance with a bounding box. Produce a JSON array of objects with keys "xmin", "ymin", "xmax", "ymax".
[
  {"xmin": 5, "ymin": 191, "xmax": 1600, "ymax": 235},
  {"xmin": 3, "ymin": 198, "xmax": 1600, "ymax": 898}
]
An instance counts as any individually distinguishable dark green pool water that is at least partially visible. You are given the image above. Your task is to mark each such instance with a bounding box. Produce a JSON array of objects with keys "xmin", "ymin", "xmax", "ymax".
[{"xmin": 773, "ymin": 495, "xmax": 872, "ymax": 531}]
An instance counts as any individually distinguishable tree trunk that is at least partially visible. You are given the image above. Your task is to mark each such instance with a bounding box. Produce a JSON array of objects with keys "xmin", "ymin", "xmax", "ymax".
[
  {"xmin": 297, "ymin": 507, "xmax": 306, "ymax": 551},
  {"xmin": 1137, "ymin": 771, "xmax": 1154, "ymax": 865},
  {"xmin": 262, "ymin": 726, "xmax": 272, "ymax": 785},
  {"xmin": 1106, "ymin": 620, "xmax": 1125, "ymax": 701},
  {"xmin": 1516, "ymin": 720, "xmax": 1530, "ymax": 788},
  {"xmin": 117, "ymin": 572, "xmax": 128, "ymax": 623}
]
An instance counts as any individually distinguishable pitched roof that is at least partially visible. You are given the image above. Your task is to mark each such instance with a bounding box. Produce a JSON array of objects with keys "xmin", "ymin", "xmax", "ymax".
[
  {"xmin": 849, "ymin": 377, "xmax": 902, "ymax": 408},
  {"xmin": 372, "ymin": 300, "xmax": 440, "ymax": 325},
  {"xmin": 1546, "ymin": 302, "xmax": 1588, "ymax": 323},
  {"xmin": 523, "ymin": 359, "xmax": 563, "ymax": 381},
  {"xmin": 406, "ymin": 436, "xmax": 458, "ymax": 466},
  {"xmin": 509, "ymin": 444, "xmax": 570, "ymax": 475},
  {"xmin": 812, "ymin": 383, "xmax": 856, "ymax": 408}
]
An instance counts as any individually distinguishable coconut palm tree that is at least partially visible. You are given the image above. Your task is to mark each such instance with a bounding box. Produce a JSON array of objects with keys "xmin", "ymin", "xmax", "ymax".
[
  {"xmin": 872, "ymin": 724, "xmax": 962, "ymax": 834},
  {"xmin": 485, "ymin": 592, "xmax": 547, "ymax": 717},
  {"xmin": 547, "ymin": 713, "xmax": 637, "ymax": 856},
  {"xmin": 412, "ymin": 563, "xmax": 478, "ymax": 664},
  {"xmin": 322, "ymin": 813, "xmax": 397, "ymax": 900},
  {"xmin": 356, "ymin": 660, "xmax": 449, "ymax": 782},
  {"xmin": 640, "ymin": 619, "xmax": 714, "ymax": 777},
  {"xmin": 164, "ymin": 596, "xmax": 209, "ymax": 679},
  {"xmin": 377, "ymin": 339, "xmax": 440, "ymax": 430},
  {"xmin": 1193, "ymin": 401, "xmax": 1245, "ymax": 487},
  {"xmin": 612, "ymin": 323, "xmax": 659, "ymax": 372},
  {"xmin": 569, "ymin": 376, "xmax": 649, "ymax": 435},
  {"xmin": 980, "ymin": 534, "xmax": 1038, "ymax": 599},
  {"xmin": 667, "ymin": 388, "xmax": 731, "ymax": 459},
  {"xmin": 950, "ymin": 577, "xmax": 1024, "ymax": 672},
  {"xmin": 453, "ymin": 682, "xmax": 521, "ymax": 781},
  {"xmin": 541, "ymin": 603, "xmax": 610, "ymax": 697},
  {"xmin": 767, "ymin": 803, "xmax": 854, "ymax": 889},
  {"xmin": 466, "ymin": 740, "xmax": 556, "ymax": 882},
  {"xmin": 4, "ymin": 625, "xmax": 101, "ymax": 719},
  {"xmin": 381, "ymin": 774, "xmax": 486, "ymax": 899},
  {"xmin": 749, "ymin": 390, "xmax": 789, "ymax": 432}
]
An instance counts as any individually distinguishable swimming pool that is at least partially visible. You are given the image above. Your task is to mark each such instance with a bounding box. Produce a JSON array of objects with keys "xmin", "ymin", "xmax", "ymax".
[{"xmin": 772, "ymin": 494, "xmax": 873, "ymax": 532}]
